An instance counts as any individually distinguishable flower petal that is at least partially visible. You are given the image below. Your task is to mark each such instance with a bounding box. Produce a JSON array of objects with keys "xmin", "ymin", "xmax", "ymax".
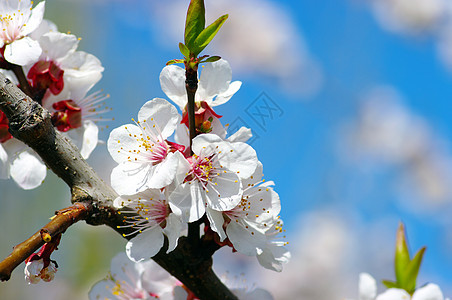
[
  {"xmin": 197, "ymin": 59, "xmax": 232, "ymax": 102},
  {"xmin": 137, "ymin": 98, "xmax": 181, "ymax": 139},
  {"xmin": 160, "ymin": 65, "xmax": 187, "ymax": 110},
  {"xmin": 169, "ymin": 182, "xmax": 206, "ymax": 222},
  {"xmin": 257, "ymin": 241, "xmax": 290, "ymax": 272},
  {"xmin": 412, "ymin": 284, "xmax": 444, "ymax": 300},
  {"xmin": 359, "ymin": 273, "xmax": 377, "ymax": 300},
  {"xmin": 206, "ymin": 208, "xmax": 227, "ymax": 241},
  {"xmin": 227, "ymin": 221, "xmax": 266, "ymax": 256},
  {"xmin": 10, "ymin": 151, "xmax": 46, "ymax": 189},
  {"xmin": 5, "ymin": 37, "xmax": 42, "ymax": 66},
  {"xmin": 39, "ymin": 32, "xmax": 79, "ymax": 60},
  {"xmin": 227, "ymin": 126, "xmax": 252, "ymax": 143},
  {"xmin": 212, "ymin": 80, "xmax": 242, "ymax": 107},
  {"xmin": 376, "ymin": 288, "xmax": 410, "ymax": 300},
  {"xmin": 163, "ymin": 213, "xmax": 185, "ymax": 253},
  {"xmin": 205, "ymin": 171, "xmax": 242, "ymax": 211},
  {"xmin": 80, "ymin": 120, "xmax": 98, "ymax": 159},
  {"xmin": 21, "ymin": 1, "xmax": 46, "ymax": 36},
  {"xmin": 126, "ymin": 227, "xmax": 164, "ymax": 262}
]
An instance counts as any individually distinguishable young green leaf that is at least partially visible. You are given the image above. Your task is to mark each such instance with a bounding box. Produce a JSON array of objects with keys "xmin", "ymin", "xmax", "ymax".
[
  {"xmin": 184, "ymin": 0, "xmax": 206, "ymax": 52},
  {"xmin": 382, "ymin": 280, "xmax": 399, "ymax": 289},
  {"xmin": 166, "ymin": 59, "xmax": 185, "ymax": 65},
  {"xmin": 403, "ymin": 247, "xmax": 426, "ymax": 294},
  {"xmin": 192, "ymin": 14, "xmax": 228, "ymax": 56},
  {"xmin": 179, "ymin": 43, "xmax": 190, "ymax": 59},
  {"xmin": 200, "ymin": 55, "xmax": 221, "ymax": 63},
  {"xmin": 395, "ymin": 223, "xmax": 411, "ymax": 285}
]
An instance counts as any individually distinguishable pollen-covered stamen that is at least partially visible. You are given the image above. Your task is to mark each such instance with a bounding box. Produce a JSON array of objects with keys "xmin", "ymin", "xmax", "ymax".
[
  {"xmin": 0, "ymin": 110, "xmax": 12, "ymax": 143},
  {"xmin": 51, "ymin": 100, "xmax": 82, "ymax": 132},
  {"xmin": 267, "ymin": 218, "xmax": 289, "ymax": 246},
  {"xmin": 77, "ymin": 90, "xmax": 112, "ymax": 123},
  {"xmin": 116, "ymin": 197, "xmax": 170, "ymax": 237},
  {"xmin": 119, "ymin": 118, "xmax": 171, "ymax": 165},
  {"xmin": 27, "ymin": 60, "xmax": 64, "ymax": 95},
  {"xmin": 107, "ymin": 274, "xmax": 147, "ymax": 299}
]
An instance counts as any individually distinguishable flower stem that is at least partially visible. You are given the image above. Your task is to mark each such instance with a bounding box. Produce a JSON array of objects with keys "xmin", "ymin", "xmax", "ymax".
[
  {"xmin": 10, "ymin": 64, "xmax": 34, "ymax": 100},
  {"xmin": 185, "ymin": 65, "xmax": 198, "ymax": 153}
]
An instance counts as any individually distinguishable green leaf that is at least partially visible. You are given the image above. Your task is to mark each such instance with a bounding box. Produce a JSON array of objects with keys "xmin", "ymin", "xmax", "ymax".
[
  {"xmin": 200, "ymin": 55, "xmax": 221, "ymax": 63},
  {"xmin": 395, "ymin": 222, "xmax": 411, "ymax": 285},
  {"xmin": 403, "ymin": 247, "xmax": 426, "ymax": 294},
  {"xmin": 192, "ymin": 14, "xmax": 228, "ymax": 56},
  {"xmin": 184, "ymin": 0, "xmax": 205, "ymax": 52},
  {"xmin": 382, "ymin": 280, "xmax": 399, "ymax": 289},
  {"xmin": 166, "ymin": 59, "xmax": 185, "ymax": 65},
  {"xmin": 179, "ymin": 43, "xmax": 190, "ymax": 59}
]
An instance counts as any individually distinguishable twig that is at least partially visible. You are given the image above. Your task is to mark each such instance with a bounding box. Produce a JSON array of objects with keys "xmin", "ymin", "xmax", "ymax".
[{"xmin": 0, "ymin": 203, "xmax": 89, "ymax": 281}]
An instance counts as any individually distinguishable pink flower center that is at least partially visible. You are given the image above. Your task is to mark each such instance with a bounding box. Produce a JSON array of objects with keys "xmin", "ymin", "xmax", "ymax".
[
  {"xmin": 51, "ymin": 100, "xmax": 82, "ymax": 132},
  {"xmin": 0, "ymin": 110, "xmax": 12, "ymax": 143},
  {"xmin": 27, "ymin": 60, "xmax": 64, "ymax": 95},
  {"xmin": 185, "ymin": 154, "xmax": 218, "ymax": 186}
]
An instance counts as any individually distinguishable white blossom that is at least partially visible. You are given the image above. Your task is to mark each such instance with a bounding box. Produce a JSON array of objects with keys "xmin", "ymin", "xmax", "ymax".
[
  {"xmin": 0, "ymin": 0, "xmax": 45, "ymax": 65},
  {"xmin": 114, "ymin": 189, "xmax": 186, "ymax": 262},
  {"xmin": 108, "ymin": 98, "xmax": 185, "ymax": 195}
]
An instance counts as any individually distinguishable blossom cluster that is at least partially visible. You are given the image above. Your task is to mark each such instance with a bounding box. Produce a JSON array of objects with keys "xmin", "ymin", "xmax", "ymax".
[
  {"xmin": 0, "ymin": 0, "xmax": 107, "ymax": 189},
  {"xmin": 107, "ymin": 59, "xmax": 290, "ymax": 272},
  {"xmin": 89, "ymin": 252, "xmax": 274, "ymax": 300}
]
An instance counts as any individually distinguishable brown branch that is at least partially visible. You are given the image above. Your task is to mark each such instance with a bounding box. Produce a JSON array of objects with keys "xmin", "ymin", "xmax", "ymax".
[
  {"xmin": 0, "ymin": 73, "xmax": 238, "ymax": 299},
  {"xmin": 0, "ymin": 203, "xmax": 89, "ymax": 281}
]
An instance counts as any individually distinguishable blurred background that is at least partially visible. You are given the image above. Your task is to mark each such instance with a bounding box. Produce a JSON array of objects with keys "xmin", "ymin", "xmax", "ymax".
[{"xmin": 1, "ymin": 0, "xmax": 452, "ymax": 299}]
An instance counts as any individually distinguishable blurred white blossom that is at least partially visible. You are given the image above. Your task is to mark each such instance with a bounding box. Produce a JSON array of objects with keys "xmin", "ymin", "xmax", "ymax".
[{"xmin": 345, "ymin": 86, "xmax": 452, "ymax": 208}]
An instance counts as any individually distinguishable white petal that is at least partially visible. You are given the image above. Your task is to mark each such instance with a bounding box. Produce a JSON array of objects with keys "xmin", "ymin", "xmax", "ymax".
[
  {"xmin": 206, "ymin": 208, "xmax": 227, "ymax": 241},
  {"xmin": 111, "ymin": 162, "xmax": 151, "ymax": 195},
  {"xmin": 376, "ymin": 288, "xmax": 410, "ymax": 300},
  {"xmin": 80, "ymin": 120, "xmax": 98, "ymax": 159},
  {"xmin": 29, "ymin": 19, "xmax": 58, "ymax": 40},
  {"xmin": 10, "ymin": 151, "xmax": 46, "ymax": 189},
  {"xmin": 107, "ymin": 124, "xmax": 142, "ymax": 163},
  {"xmin": 5, "ymin": 38, "xmax": 42, "ymax": 66},
  {"xmin": 217, "ymin": 141, "xmax": 258, "ymax": 179},
  {"xmin": 227, "ymin": 126, "xmax": 252, "ymax": 143},
  {"xmin": 21, "ymin": 1, "xmax": 46, "ymax": 36},
  {"xmin": 174, "ymin": 123, "xmax": 190, "ymax": 149},
  {"xmin": 241, "ymin": 161, "xmax": 264, "ymax": 188},
  {"xmin": 198, "ymin": 59, "xmax": 232, "ymax": 102},
  {"xmin": 205, "ymin": 171, "xmax": 242, "ymax": 211},
  {"xmin": 413, "ymin": 284, "xmax": 444, "ymax": 300},
  {"xmin": 168, "ymin": 182, "xmax": 206, "ymax": 222},
  {"xmin": 212, "ymin": 81, "xmax": 242, "ymax": 107},
  {"xmin": 88, "ymin": 279, "xmax": 117, "ymax": 299},
  {"xmin": 359, "ymin": 273, "xmax": 377, "ymax": 300},
  {"xmin": 137, "ymin": 98, "xmax": 181, "ymax": 139},
  {"xmin": 110, "ymin": 155, "xmax": 179, "ymax": 194},
  {"xmin": 163, "ymin": 213, "xmax": 185, "ymax": 253},
  {"xmin": 257, "ymin": 242, "xmax": 291, "ymax": 272},
  {"xmin": 39, "ymin": 32, "xmax": 79, "ymax": 60},
  {"xmin": 227, "ymin": 221, "xmax": 267, "ymax": 256},
  {"xmin": 126, "ymin": 227, "xmax": 165, "ymax": 262},
  {"xmin": 160, "ymin": 65, "xmax": 187, "ymax": 110}
]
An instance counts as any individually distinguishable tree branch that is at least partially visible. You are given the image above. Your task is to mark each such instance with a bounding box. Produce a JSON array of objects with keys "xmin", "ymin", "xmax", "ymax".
[{"xmin": 0, "ymin": 73, "xmax": 238, "ymax": 299}]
